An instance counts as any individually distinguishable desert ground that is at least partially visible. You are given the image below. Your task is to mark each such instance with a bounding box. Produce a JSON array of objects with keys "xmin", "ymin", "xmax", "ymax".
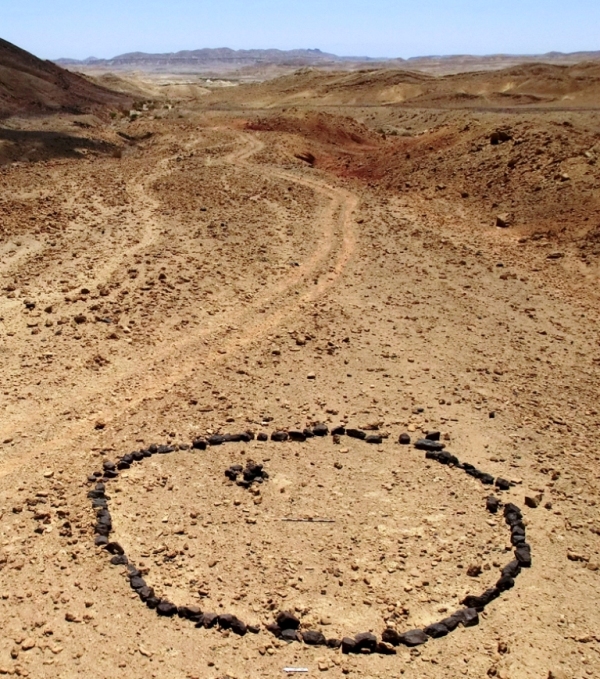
[{"xmin": 1, "ymin": 52, "xmax": 600, "ymax": 679}]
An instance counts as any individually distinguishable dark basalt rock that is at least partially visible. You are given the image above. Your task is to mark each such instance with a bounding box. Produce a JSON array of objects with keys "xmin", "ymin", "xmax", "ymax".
[
  {"xmin": 92, "ymin": 498, "xmax": 108, "ymax": 508},
  {"xmin": 398, "ymin": 433, "xmax": 411, "ymax": 445},
  {"xmin": 515, "ymin": 545, "xmax": 532, "ymax": 567},
  {"xmin": 117, "ymin": 461, "xmax": 130, "ymax": 470},
  {"xmin": 225, "ymin": 464, "xmax": 244, "ymax": 481},
  {"xmin": 276, "ymin": 610, "xmax": 300, "ymax": 630},
  {"xmin": 122, "ymin": 454, "xmax": 134, "ymax": 464},
  {"xmin": 437, "ymin": 451, "xmax": 459, "ymax": 465},
  {"xmin": 312, "ymin": 423, "xmax": 329, "ymax": 436},
  {"xmin": 288, "ymin": 430, "xmax": 306, "ymax": 442},
  {"xmin": 501, "ymin": 560, "xmax": 521, "ymax": 579},
  {"xmin": 200, "ymin": 612, "xmax": 219, "ymax": 628},
  {"xmin": 102, "ymin": 461, "xmax": 116, "ymax": 471},
  {"xmin": 110, "ymin": 554, "xmax": 128, "ymax": 566},
  {"xmin": 376, "ymin": 641, "xmax": 397, "ymax": 655},
  {"xmin": 486, "ymin": 496, "xmax": 501, "ymax": 513},
  {"xmin": 495, "ymin": 477, "xmax": 511, "ymax": 491},
  {"xmin": 440, "ymin": 615, "xmax": 460, "ymax": 632},
  {"xmin": 424, "ymin": 622, "xmax": 448, "ymax": 638},
  {"xmin": 399, "ymin": 629, "xmax": 428, "ymax": 647},
  {"xmin": 146, "ymin": 596, "xmax": 160, "ymax": 609},
  {"xmin": 257, "ymin": 432, "xmax": 269, "ymax": 442},
  {"xmin": 138, "ymin": 586, "xmax": 155, "ymax": 602},
  {"xmin": 207, "ymin": 435, "xmax": 225, "ymax": 446},
  {"xmin": 106, "ymin": 542, "xmax": 124, "ymax": 555},
  {"xmin": 326, "ymin": 638, "xmax": 342, "ymax": 649},
  {"xmin": 126, "ymin": 564, "xmax": 141, "ymax": 577},
  {"xmin": 141, "ymin": 448, "xmax": 152, "ymax": 457},
  {"xmin": 302, "ymin": 630, "xmax": 326, "ymax": 645},
  {"xmin": 461, "ymin": 594, "xmax": 489, "ymax": 611},
  {"xmin": 192, "ymin": 439, "xmax": 207, "ymax": 450},
  {"xmin": 130, "ymin": 576, "xmax": 146, "ymax": 591},
  {"xmin": 148, "ymin": 444, "xmax": 158, "ymax": 454},
  {"xmin": 415, "ymin": 439, "xmax": 445, "ymax": 452},
  {"xmin": 248, "ymin": 624, "xmax": 261, "ymax": 634},
  {"xmin": 281, "ymin": 628, "xmax": 299, "ymax": 642},
  {"xmin": 94, "ymin": 536, "xmax": 108, "ymax": 547},
  {"xmin": 271, "ymin": 431, "xmax": 289, "ymax": 442},
  {"xmin": 156, "ymin": 600, "xmax": 178, "ymax": 617},
  {"xmin": 346, "ymin": 428, "xmax": 366, "ymax": 440},
  {"xmin": 331, "ymin": 426, "xmax": 346, "ymax": 436},
  {"xmin": 178, "ymin": 605, "xmax": 202, "ymax": 621},
  {"xmin": 381, "ymin": 628, "xmax": 401, "ymax": 646},
  {"xmin": 479, "ymin": 473, "xmax": 495, "ymax": 485},
  {"xmin": 426, "ymin": 431, "xmax": 441, "ymax": 441},
  {"xmin": 354, "ymin": 632, "xmax": 377, "ymax": 653},
  {"xmin": 366, "ymin": 434, "xmax": 383, "ymax": 444},
  {"xmin": 132, "ymin": 451, "xmax": 144, "ymax": 461},
  {"xmin": 341, "ymin": 637, "xmax": 357, "ymax": 654},
  {"xmin": 265, "ymin": 622, "xmax": 282, "ymax": 637},
  {"xmin": 303, "ymin": 428, "xmax": 314, "ymax": 438},
  {"xmin": 231, "ymin": 617, "xmax": 247, "ymax": 636},
  {"xmin": 103, "ymin": 470, "xmax": 118, "ymax": 479},
  {"xmin": 95, "ymin": 523, "xmax": 110, "ymax": 536},
  {"xmin": 453, "ymin": 607, "xmax": 479, "ymax": 627},
  {"xmin": 218, "ymin": 613, "xmax": 235, "ymax": 629},
  {"xmin": 496, "ymin": 575, "xmax": 515, "ymax": 592}
]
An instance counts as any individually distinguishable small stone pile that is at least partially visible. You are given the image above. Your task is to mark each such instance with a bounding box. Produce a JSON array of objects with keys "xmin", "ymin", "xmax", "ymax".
[
  {"xmin": 224, "ymin": 460, "xmax": 269, "ymax": 487},
  {"xmin": 87, "ymin": 422, "xmax": 532, "ymax": 654}
]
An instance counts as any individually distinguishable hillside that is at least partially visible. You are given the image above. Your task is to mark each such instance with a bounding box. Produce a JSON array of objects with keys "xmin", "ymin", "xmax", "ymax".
[{"xmin": 0, "ymin": 37, "xmax": 131, "ymax": 118}]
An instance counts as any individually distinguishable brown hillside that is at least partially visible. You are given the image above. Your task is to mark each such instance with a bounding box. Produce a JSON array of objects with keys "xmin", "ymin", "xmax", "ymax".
[{"xmin": 0, "ymin": 37, "xmax": 131, "ymax": 118}]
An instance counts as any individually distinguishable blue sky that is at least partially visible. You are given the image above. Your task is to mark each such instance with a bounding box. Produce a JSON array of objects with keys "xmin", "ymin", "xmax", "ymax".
[{"xmin": 2, "ymin": 0, "xmax": 599, "ymax": 60}]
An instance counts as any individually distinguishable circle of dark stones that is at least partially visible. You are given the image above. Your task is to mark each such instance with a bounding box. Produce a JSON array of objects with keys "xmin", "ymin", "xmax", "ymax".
[{"xmin": 88, "ymin": 424, "xmax": 532, "ymax": 655}]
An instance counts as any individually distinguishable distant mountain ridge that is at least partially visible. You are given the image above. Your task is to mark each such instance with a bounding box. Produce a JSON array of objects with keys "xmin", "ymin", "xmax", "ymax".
[{"xmin": 55, "ymin": 47, "xmax": 600, "ymax": 75}]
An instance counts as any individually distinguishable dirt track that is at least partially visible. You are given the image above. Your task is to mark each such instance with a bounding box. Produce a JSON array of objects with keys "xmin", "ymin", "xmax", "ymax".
[{"xmin": 1, "ymin": 112, "xmax": 600, "ymax": 679}]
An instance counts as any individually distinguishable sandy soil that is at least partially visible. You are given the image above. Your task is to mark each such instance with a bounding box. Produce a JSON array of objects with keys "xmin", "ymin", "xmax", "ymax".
[{"xmin": 0, "ymin": 95, "xmax": 599, "ymax": 679}]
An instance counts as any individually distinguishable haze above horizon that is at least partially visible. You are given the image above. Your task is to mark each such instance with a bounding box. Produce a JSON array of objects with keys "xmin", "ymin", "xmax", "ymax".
[{"xmin": 2, "ymin": 0, "xmax": 599, "ymax": 61}]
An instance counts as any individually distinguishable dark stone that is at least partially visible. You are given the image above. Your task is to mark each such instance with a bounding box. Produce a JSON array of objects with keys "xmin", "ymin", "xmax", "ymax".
[
  {"xmin": 146, "ymin": 596, "xmax": 160, "ymax": 609},
  {"xmin": 381, "ymin": 628, "xmax": 401, "ymax": 646},
  {"xmin": 426, "ymin": 431, "xmax": 441, "ymax": 441},
  {"xmin": 132, "ymin": 451, "xmax": 144, "ymax": 461},
  {"xmin": 376, "ymin": 641, "xmax": 397, "ymax": 655},
  {"xmin": 103, "ymin": 461, "xmax": 116, "ymax": 471},
  {"xmin": 454, "ymin": 607, "xmax": 479, "ymax": 627},
  {"xmin": 106, "ymin": 542, "xmax": 124, "ymax": 555},
  {"xmin": 122, "ymin": 454, "xmax": 134, "ymax": 464},
  {"xmin": 501, "ymin": 560, "xmax": 521, "ymax": 579},
  {"xmin": 130, "ymin": 576, "xmax": 146, "ymax": 590},
  {"xmin": 126, "ymin": 564, "xmax": 141, "ymax": 577},
  {"xmin": 425, "ymin": 450, "xmax": 441, "ymax": 461},
  {"xmin": 276, "ymin": 610, "xmax": 300, "ymax": 630},
  {"xmin": 95, "ymin": 524, "xmax": 110, "ymax": 536},
  {"xmin": 495, "ymin": 477, "xmax": 511, "ymax": 491},
  {"xmin": 92, "ymin": 498, "xmax": 108, "ymax": 508},
  {"xmin": 178, "ymin": 605, "xmax": 202, "ymax": 620},
  {"xmin": 312, "ymin": 424, "xmax": 329, "ymax": 437},
  {"xmin": 486, "ymin": 496, "xmax": 501, "ymax": 513},
  {"xmin": 303, "ymin": 429, "xmax": 314, "ymax": 438},
  {"xmin": 399, "ymin": 629, "xmax": 428, "ymax": 647},
  {"xmin": 437, "ymin": 451, "xmax": 459, "ymax": 465},
  {"xmin": 207, "ymin": 435, "xmax": 225, "ymax": 446},
  {"xmin": 280, "ymin": 628, "xmax": 299, "ymax": 642},
  {"xmin": 117, "ymin": 461, "xmax": 130, "ymax": 470},
  {"xmin": 94, "ymin": 535, "xmax": 108, "ymax": 547},
  {"xmin": 302, "ymin": 630, "xmax": 326, "ymax": 645},
  {"xmin": 366, "ymin": 434, "xmax": 383, "ymax": 444},
  {"xmin": 346, "ymin": 428, "xmax": 366, "ymax": 440},
  {"xmin": 225, "ymin": 467, "xmax": 241, "ymax": 481},
  {"xmin": 141, "ymin": 448, "xmax": 152, "ymax": 457},
  {"xmin": 424, "ymin": 623, "xmax": 448, "ymax": 638},
  {"xmin": 354, "ymin": 632, "xmax": 377, "ymax": 652},
  {"xmin": 479, "ymin": 473, "xmax": 495, "ymax": 485},
  {"xmin": 156, "ymin": 601, "xmax": 178, "ymax": 617},
  {"xmin": 326, "ymin": 638, "xmax": 342, "ymax": 649},
  {"xmin": 288, "ymin": 430, "xmax": 307, "ymax": 442},
  {"xmin": 265, "ymin": 623, "xmax": 282, "ymax": 637},
  {"xmin": 222, "ymin": 433, "xmax": 243, "ymax": 443},
  {"xmin": 201, "ymin": 612, "xmax": 219, "ymax": 628},
  {"xmin": 341, "ymin": 637, "xmax": 357, "ymax": 654},
  {"xmin": 515, "ymin": 545, "xmax": 532, "ymax": 567},
  {"xmin": 192, "ymin": 439, "xmax": 207, "ymax": 450},
  {"xmin": 271, "ymin": 431, "xmax": 289, "ymax": 442},
  {"xmin": 110, "ymin": 554, "xmax": 128, "ymax": 566},
  {"xmin": 218, "ymin": 613, "xmax": 235, "ymax": 629},
  {"xmin": 496, "ymin": 575, "xmax": 515, "ymax": 592},
  {"xmin": 504, "ymin": 503, "xmax": 523, "ymax": 519},
  {"xmin": 138, "ymin": 586, "xmax": 155, "ymax": 602},
  {"xmin": 398, "ymin": 433, "xmax": 411, "ymax": 445},
  {"xmin": 331, "ymin": 426, "xmax": 346, "ymax": 436},
  {"xmin": 103, "ymin": 470, "xmax": 118, "ymax": 479},
  {"xmin": 231, "ymin": 618, "xmax": 247, "ymax": 636},
  {"xmin": 415, "ymin": 439, "xmax": 445, "ymax": 452},
  {"xmin": 461, "ymin": 595, "xmax": 488, "ymax": 611},
  {"xmin": 440, "ymin": 616, "xmax": 460, "ymax": 632},
  {"xmin": 257, "ymin": 432, "xmax": 269, "ymax": 441},
  {"xmin": 248, "ymin": 624, "xmax": 261, "ymax": 634}
]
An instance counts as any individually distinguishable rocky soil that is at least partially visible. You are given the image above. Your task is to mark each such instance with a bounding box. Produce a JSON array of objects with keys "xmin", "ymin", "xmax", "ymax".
[{"xmin": 0, "ymin": 94, "xmax": 599, "ymax": 679}]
